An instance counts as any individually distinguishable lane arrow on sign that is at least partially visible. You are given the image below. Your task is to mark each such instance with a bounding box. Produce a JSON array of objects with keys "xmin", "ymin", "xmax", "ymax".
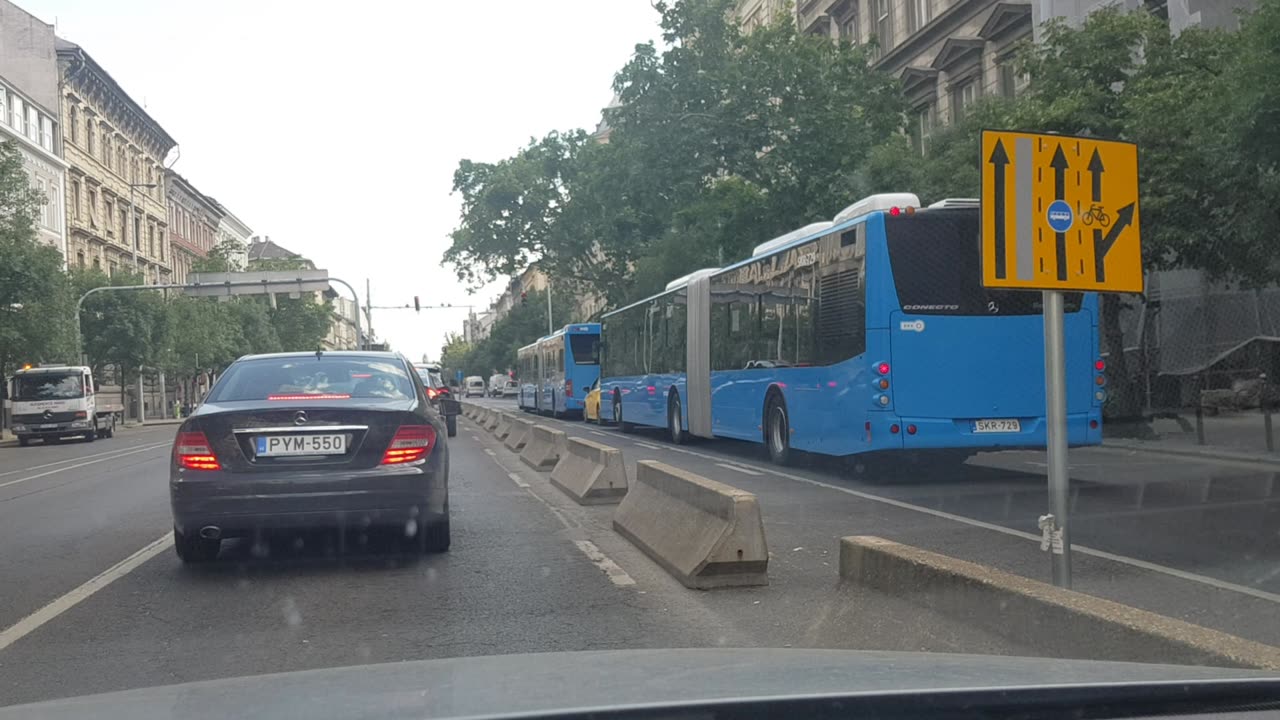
[
  {"xmin": 1088, "ymin": 148, "xmax": 1105, "ymax": 283},
  {"xmin": 989, "ymin": 139, "xmax": 1010, "ymax": 279},
  {"xmin": 1050, "ymin": 145, "xmax": 1070, "ymax": 280},
  {"xmin": 1095, "ymin": 203, "xmax": 1135, "ymax": 283},
  {"xmin": 1087, "ymin": 149, "xmax": 1104, "ymax": 202}
]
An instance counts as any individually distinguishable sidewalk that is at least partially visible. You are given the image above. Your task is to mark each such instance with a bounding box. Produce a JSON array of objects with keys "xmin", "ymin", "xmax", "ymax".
[{"xmin": 1102, "ymin": 412, "xmax": 1280, "ymax": 466}]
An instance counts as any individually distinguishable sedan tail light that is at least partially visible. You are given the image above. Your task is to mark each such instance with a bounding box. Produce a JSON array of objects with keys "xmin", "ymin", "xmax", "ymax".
[
  {"xmin": 382, "ymin": 425, "xmax": 436, "ymax": 465},
  {"xmin": 174, "ymin": 431, "xmax": 221, "ymax": 471},
  {"xmin": 426, "ymin": 387, "xmax": 440, "ymax": 400}
]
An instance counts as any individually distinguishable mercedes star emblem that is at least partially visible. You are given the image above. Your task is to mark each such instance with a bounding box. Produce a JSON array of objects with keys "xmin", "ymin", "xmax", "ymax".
[{"xmin": 293, "ymin": 410, "xmax": 308, "ymax": 426}]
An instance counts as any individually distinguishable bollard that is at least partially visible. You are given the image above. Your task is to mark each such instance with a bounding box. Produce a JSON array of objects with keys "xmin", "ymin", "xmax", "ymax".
[{"xmin": 1195, "ymin": 406, "xmax": 1205, "ymax": 446}]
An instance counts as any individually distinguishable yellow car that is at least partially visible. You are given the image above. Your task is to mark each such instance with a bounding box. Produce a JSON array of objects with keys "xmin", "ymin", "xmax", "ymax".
[{"xmin": 583, "ymin": 379, "xmax": 604, "ymax": 424}]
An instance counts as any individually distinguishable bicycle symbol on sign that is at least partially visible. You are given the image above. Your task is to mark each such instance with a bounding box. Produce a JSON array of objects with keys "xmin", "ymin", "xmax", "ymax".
[{"xmin": 1081, "ymin": 203, "xmax": 1110, "ymax": 227}]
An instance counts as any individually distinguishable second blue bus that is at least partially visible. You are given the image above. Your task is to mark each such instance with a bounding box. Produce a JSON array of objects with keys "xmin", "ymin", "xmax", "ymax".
[
  {"xmin": 600, "ymin": 194, "xmax": 1104, "ymax": 466},
  {"xmin": 517, "ymin": 323, "xmax": 602, "ymax": 417}
]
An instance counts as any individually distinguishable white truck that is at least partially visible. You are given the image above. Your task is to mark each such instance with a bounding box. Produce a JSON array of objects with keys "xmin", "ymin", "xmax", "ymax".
[{"xmin": 7, "ymin": 365, "xmax": 121, "ymax": 446}]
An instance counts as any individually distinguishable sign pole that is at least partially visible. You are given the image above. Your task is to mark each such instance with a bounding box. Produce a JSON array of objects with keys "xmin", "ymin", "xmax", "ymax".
[{"xmin": 1042, "ymin": 289, "xmax": 1071, "ymax": 587}]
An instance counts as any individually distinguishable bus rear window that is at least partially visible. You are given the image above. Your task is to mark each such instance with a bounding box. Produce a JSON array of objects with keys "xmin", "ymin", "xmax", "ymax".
[
  {"xmin": 885, "ymin": 209, "xmax": 1081, "ymax": 315},
  {"xmin": 569, "ymin": 334, "xmax": 601, "ymax": 365}
]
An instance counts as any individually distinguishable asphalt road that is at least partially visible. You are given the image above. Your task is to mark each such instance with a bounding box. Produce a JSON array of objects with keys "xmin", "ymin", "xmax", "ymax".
[{"xmin": 0, "ymin": 407, "xmax": 1276, "ymax": 708}]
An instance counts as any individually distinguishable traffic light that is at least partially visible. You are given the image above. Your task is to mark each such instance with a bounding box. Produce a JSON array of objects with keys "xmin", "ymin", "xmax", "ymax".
[{"xmin": 414, "ymin": 296, "xmax": 421, "ymax": 313}]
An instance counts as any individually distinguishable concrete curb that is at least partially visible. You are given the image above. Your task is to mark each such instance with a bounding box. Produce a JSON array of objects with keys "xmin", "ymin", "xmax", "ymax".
[
  {"xmin": 839, "ymin": 536, "xmax": 1280, "ymax": 670},
  {"xmin": 519, "ymin": 424, "xmax": 566, "ymax": 469},
  {"xmin": 550, "ymin": 436, "xmax": 629, "ymax": 505},
  {"xmin": 1101, "ymin": 438, "xmax": 1280, "ymax": 467},
  {"xmin": 504, "ymin": 419, "xmax": 533, "ymax": 452},
  {"xmin": 613, "ymin": 460, "xmax": 768, "ymax": 590}
]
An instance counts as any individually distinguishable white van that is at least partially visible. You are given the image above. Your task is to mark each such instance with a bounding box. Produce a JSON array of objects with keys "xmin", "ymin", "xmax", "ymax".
[
  {"xmin": 464, "ymin": 376, "xmax": 486, "ymax": 398},
  {"xmin": 488, "ymin": 373, "xmax": 508, "ymax": 397}
]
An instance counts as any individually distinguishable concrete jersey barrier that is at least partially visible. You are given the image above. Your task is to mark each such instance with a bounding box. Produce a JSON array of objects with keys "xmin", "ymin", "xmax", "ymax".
[
  {"xmin": 484, "ymin": 410, "xmax": 501, "ymax": 432},
  {"xmin": 504, "ymin": 419, "xmax": 533, "ymax": 452},
  {"xmin": 839, "ymin": 536, "xmax": 1280, "ymax": 670},
  {"xmin": 550, "ymin": 437, "xmax": 629, "ymax": 505},
  {"xmin": 519, "ymin": 424, "xmax": 566, "ymax": 469},
  {"xmin": 494, "ymin": 412, "xmax": 513, "ymax": 439},
  {"xmin": 613, "ymin": 460, "xmax": 768, "ymax": 589}
]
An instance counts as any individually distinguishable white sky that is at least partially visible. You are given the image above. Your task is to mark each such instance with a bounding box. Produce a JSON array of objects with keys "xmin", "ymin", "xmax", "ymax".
[{"xmin": 23, "ymin": 0, "xmax": 661, "ymax": 362}]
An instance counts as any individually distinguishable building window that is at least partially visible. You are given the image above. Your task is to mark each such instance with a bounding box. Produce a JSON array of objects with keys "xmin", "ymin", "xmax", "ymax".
[
  {"xmin": 40, "ymin": 115, "xmax": 53, "ymax": 151},
  {"xmin": 26, "ymin": 106, "xmax": 38, "ymax": 141},
  {"xmin": 108, "ymin": 260, "xmax": 117, "ymax": 276},
  {"xmin": 11, "ymin": 96, "xmax": 22, "ymax": 135},
  {"xmin": 0, "ymin": 88, "xmax": 7, "ymax": 128},
  {"xmin": 69, "ymin": 105, "xmax": 78, "ymax": 143},
  {"xmin": 951, "ymin": 77, "xmax": 980, "ymax": 122},
  {"xmin": 136, "ymin": 216, "xmax": 143, "ymax": 254},
  {"xmin": 102, "ymin": 134, "xmax": 111, "ymax": 169},
  {"xmin": 105, "ymin": 199, "xmax": 114, "ymax": 236},
  {"xmin": 86, "ymin": 119, "xmax": 94, "ymax": 155},
  {"xmin": 839, "ymin": 8, "xmax": 859, "ymax": 42},
  {"xmin": 913, "ymin": 103, "xmax": 935, "ymax": 156},
  {"xmin": 71, "ymin": 180, "xmax": 80, "ymax": 221},
  {"xmin": 998, "ymin": 58, "xmax": 1030, "ymax": 97},
  {"xmin": 49, "ymin": 183, "xmax": 59, "ymax": 231},
  {"xmin": 871, "ymin": 0, "xmax": 893, "ymax": 56},
  {"xmin": 77, "ymin": 251, "xmax": 85, "ymax": 268},
  {"xmin": 88, "ymin": 189, "xmax": 97, "ymax": 227},
  {"xmin": 118, "ymin": 147, "xmax": 126, "ymax": 175},
  {"xmin": 121, "ymin": 209, "xmax": 128, "ymax": 247},
  {"xmin": 907, "ymin": 0, "xmax": 930, "ymax": 34}
]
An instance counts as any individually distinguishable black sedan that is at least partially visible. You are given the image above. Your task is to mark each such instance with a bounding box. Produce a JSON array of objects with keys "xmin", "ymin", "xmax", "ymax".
[{"xmin": 168, "ymin": 351, "xmax": 456, "ymax": 563}]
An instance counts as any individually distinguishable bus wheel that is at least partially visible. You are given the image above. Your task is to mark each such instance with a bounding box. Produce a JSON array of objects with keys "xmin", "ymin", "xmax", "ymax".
[
  {"xmin": 668, "ymin": 394, "xmax": 686, "ymax": 445},
  {"xmin": 765, "ymin": 396, "xmax": 791, "ymax": 465},
  {"xmin": 614, "ymin": 397, "xmax": 635, "ymax": 434}
]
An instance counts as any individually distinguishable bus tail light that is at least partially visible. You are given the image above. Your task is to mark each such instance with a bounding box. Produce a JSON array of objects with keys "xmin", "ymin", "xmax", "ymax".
[
  {"xmin": 890, "ymin": 424, "xmax": 900, "ymax": 434},
  {"xmin": 566, "ymin": 380, "xmax": 573, "ymax": 397},
  {"xmin": 1095, "ymin": 359, "xmax": 1106, "ymax": 371},
  {"xmin": 877, "ymin": 379, "xmax": 889, "ymax": 390},
  {"xmin": 907, "ymin": 424, "xmax": 917, "ymax": 435},
  {"xmin": 876, "ymin": 362, "xmax": 890, "ymax": 375}
]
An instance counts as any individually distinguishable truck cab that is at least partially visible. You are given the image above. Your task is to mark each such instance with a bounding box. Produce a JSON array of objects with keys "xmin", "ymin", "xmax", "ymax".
[{"xmin": 8, "ymin": 365, "xmax": 120, "ymax": 446}]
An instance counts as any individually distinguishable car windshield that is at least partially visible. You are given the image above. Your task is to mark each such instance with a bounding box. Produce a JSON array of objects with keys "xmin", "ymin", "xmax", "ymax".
[
  {"xmin": 4, "ymin": 0, "xmax": 1280, "ymax": 714},
  {"xmin": 11, "ymin": 374, "xmax": 83, "ymax": 401},
  {"xmin": 208, "ymin": 357, "xmax": 415, "ymax": 401}
]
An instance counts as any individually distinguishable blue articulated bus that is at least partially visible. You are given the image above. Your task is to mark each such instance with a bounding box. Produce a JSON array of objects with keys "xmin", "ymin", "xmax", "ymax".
[
  {"xmin": 517, "ymin": 340, "xmax": 541, "ymax": 412},
  {"xmin": 518, "ymin": 324, "xmax": 602, "ymax": 417},
  {"xmin": 600, "ymin": 193, "xmax": 1104, "ymax": 465}
]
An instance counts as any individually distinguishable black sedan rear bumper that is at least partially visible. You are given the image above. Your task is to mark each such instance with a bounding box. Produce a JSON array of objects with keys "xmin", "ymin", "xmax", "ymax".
[{"xmin": 170, "ymin": 464, "xmax": 445, "ymax": 537}]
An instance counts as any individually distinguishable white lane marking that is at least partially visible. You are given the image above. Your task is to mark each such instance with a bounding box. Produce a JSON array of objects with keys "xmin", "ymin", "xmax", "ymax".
[
  {"xmin": 574, "ymin": 540, "xmax": 636, "ymax": 587},
  {"xmin": 589, "ymin": 430, "xmax": 609, "ymax": 437},
  {"xmin": 715, "ymin": 462, "xmax": 763, "ymax": 476},
  {"xmin": 508, "ymin": 472, "xmax": 530, "ymax": 488},
  {"xmin": 0, "ymin": 441, "xmax": 171, "ymax": 478},
  {"xmin": 634, "ymin": 442, "xmax": 661, "ymax": 451},
  {"xmin": 668, "ymin": 446, "xmax": 1280, "ymax": 605},
  {"xmin": 0, "ymin": 532, "xmax": 172, "ymax": 653},
  {"xmin": 483, "ymin": 448, "xmax": 496, "ymax": 456},
  {"xmin": 470, "ymin": 435, "xmax": 481, "ymax": 441},
  {"xmin": 0, "ymin": 443, "xmax": 170, "ymax": 490}
]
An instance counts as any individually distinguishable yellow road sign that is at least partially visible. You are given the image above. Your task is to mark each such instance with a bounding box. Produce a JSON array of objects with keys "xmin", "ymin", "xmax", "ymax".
[{"xmin": 980, "ymin": 130, "xmax": 1142, "ymax": 293}]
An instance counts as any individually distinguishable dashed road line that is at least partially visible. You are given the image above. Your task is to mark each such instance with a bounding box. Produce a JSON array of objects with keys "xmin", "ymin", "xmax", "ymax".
[
  {"xmin": 634, "ymin": 442, "xmax": 661, "ymax": 451},
  {"xmin": 574, "ymin": 540, "xmax": 636, "ymax": 587},
  {"xmin": 0, "ymin": 443, "xmax": 170, "ymax": 490},
  {"xmin": 483, "ymin": 448, "xmax": 496, "ymax": 456},
  {"xmin": 508, "ymin": 472, "xmax": 529, "ymax": 488},
  {"xmin": 0, "ymin": 532, "xmax": 172, "ymax": 653},
  {"xmin": 588, "ymin": 430, "xmax": 609, "ymax": 438},
  {"xmin": 715, "ymin": 462, "xmax": 763, "ymax": 476},
  {"xmin": 0, "ymin": 441, "xmax": 170, "ymax": 478}
]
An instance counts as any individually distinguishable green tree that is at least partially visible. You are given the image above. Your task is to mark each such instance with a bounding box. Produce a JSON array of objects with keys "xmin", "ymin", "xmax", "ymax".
[
  {"xmin": 191, "ymin": 237, "xmax": 248, "ymax": 273},
  {"xmin": 439, "ymin": 332, "xmax": 473, "ymax": 385},
  {"xmin": 271, "ymin": 296, "xmax": 333, "ymax": 352},
  {"xmin": 445, "ymin": 0, "xmax": 905, "ymax": 306},
  {"xmin": 0, "ymin": 141, "xmax": 76, "ymax": 378}
]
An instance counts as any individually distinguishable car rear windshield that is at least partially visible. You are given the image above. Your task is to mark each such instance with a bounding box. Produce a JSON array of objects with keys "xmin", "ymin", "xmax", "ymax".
[
  {"xmin": 12, "ymin": 374, "xmax": 84, "ymax": 401},
  {"xmin": 207, "ymin": 357, "xmax": 415, "ymax": 402},
  {"xmin": 569, "ymin": 334, "xmax": 601, "ymax": 365},
  {"xmin": 885, "ymin": 209, "xmax": 1082, "ymax": 316}
]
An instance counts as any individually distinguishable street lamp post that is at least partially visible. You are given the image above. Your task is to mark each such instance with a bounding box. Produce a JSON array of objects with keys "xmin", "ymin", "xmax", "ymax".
[{"xmin": 129, "ymin": 182, "xmax": 157, "ymax": 274}]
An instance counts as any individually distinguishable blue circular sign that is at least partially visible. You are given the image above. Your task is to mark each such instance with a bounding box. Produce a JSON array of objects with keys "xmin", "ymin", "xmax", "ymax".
[{"xmin": 1046, "ymin": 200, "xmax": 1074, "ymax": 232}]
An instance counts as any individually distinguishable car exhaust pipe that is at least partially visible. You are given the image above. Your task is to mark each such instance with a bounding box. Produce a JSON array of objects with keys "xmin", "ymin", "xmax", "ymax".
[{"xmin": 199, "ymin": 526, "xmax": 222, "ymax": 540}]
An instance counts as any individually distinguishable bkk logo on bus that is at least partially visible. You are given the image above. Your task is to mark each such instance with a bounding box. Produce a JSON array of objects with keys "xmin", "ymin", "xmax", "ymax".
[{"xmin": 899, "ymin": 320, "xmax": 926, "ymax": 332}]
